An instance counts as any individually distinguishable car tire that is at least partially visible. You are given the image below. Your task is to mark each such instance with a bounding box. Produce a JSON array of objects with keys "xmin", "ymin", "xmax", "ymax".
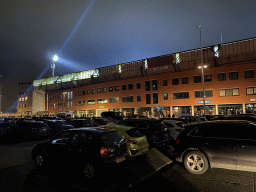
[
  {"xmin": 83, "ymin": 163, "xmax": 96, "ymax": 179},
  {"xmin": 35, "ymin": 154, "xmax": 45, "ymax": 167},
  {"xmin": 184, "ymin": 151, "xmax": 209, "ymax": 174}
]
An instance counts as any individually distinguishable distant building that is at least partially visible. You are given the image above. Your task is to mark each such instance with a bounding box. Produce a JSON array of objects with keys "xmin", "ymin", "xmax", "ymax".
[
  {"xmin": 17, "ymin": 82, "xmax": 46, "ymax": 117},
  {"xmin": 30, "ymin": 37, "xmax": 256, "ymax": 117}
]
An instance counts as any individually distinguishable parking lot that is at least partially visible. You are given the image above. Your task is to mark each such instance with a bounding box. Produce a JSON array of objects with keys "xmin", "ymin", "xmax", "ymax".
[{"xmin": 1, "ymin": 139, "xmax": 256, "ymax": 192}]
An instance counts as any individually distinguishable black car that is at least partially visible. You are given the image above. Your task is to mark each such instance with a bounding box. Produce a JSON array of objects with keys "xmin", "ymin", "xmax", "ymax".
[
  {"xmin": 69, "ymin": 118, "xmax": 99, "ymax": 128},
  {"xmin": 9, "ymin": 121, "xmax": 49, "ymax": 141},
  {"xmin": 0, "ymin": 122, "xmax": 15, "ymax": 141},
  {"xmin": 213, "ymin": 114, "xmax": 256, "ymax": 123},
  {"xmin": 173, "ymin": 120, "xmax": 256, "ymax": 174},
  {"xmin": 43, "ymin": 119, "xmax": 74, "ymax": 137},
  {"xmin": 118, "ymin": 118, "xmax": 171, "ymax": 147},
  {"xmin": 101, "ymin": 111, "xmax": 124, "ymax": 121},
  {"xmin": 31, "ymin": 128, "xmax": 129, "ymax": 179}
]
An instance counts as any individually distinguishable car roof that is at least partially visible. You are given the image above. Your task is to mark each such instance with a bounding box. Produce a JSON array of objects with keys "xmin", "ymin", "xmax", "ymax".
[
  {"xmin": 123, "ymin": 118, "xmax": 162, "ymax": 122},
  {"xmin": 68, "ymin": 127, "xmax": 117, "ymax": 133},
  {"xmin": 162, "ymin": 119, "xmax": 184, "ymax": 123},
  {"xmin": 102, "ymin": 124, "xmax": 134, "ymax": 130},
  {"xmin": 184, "ymin": 120, "xmax": 252, "ymax": 128}
]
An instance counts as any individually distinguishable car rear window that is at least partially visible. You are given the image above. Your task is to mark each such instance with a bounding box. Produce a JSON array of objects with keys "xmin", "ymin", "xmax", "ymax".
[
  {"xmin": 148, "ymin": 121, "xmax": 166, "ymax": 131},
  {"xmin": 126, "ymin": 128, "xmax": 143, "ymax": 137},
  {"xmin": 176, "ymin": 122, "xmax": 185, "ymax": 128},
  {"xmin": 101, "ymin": 131, "xmax": 124, "ymax": 145}
]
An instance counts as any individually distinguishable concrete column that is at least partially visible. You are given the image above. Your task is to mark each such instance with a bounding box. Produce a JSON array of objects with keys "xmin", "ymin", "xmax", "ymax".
[
  {"xmin": 191, "ymin": 105, "xmax": 195, "ymax": 116},
  {"xmin": 134, "ymin": 107, "xmax": 138, "ymax": 114},
  {"xmin": 242, "ymin": 103, "xmax": 246, "ymax": 114},
  {"xmin": 216, "ymin": 104, "xmax": 218, "ymax": 115},
  {"xmin": 151, "ymin": 107, "xmax": 154, "ymax": 118}
]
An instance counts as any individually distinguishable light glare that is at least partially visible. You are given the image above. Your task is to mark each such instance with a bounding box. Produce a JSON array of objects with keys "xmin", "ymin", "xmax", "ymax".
[{"xmin": 53, "ymin": 55, "xmax": 58, "ymax": 61}]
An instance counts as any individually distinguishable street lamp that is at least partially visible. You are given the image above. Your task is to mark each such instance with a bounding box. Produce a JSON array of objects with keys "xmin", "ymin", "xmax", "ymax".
[
  {"xmin": 51, "ymin": 55, "xmax": 58, "ymax": 77},
  {"xmin": 197, "ymin": 25, "xmax": 207, "ymax": 115}
]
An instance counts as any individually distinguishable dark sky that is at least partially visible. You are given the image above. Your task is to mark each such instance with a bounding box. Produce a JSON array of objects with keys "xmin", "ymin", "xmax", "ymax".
[{"xmin": 1, "ymin": 0, "xmax": 256, "ymax": 113}]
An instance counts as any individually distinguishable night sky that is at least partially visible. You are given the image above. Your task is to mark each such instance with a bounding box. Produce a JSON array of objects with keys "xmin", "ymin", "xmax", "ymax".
[{"xmin": 1, "ymin": 0, "xmax": 256, "ymax": 113}]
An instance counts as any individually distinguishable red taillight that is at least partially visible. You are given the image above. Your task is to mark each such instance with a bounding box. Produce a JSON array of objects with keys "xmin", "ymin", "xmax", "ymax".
[
  {"xmin": 128, "ymin": 139, "xmax": 137, "ymax": 144},
  {"xmin": 100, "ymin": 147, "xmax": 108, "ymax": 156},
  {"xmin": 175, "ymin": 129, "xmax": 183, "ymax": 133},
  {"xmin": 154, "ymin": 131, "xmax": 163, "ymax": 134},
  {"xmin": 175, "ymin": 138, "xmax": 180, "ymax": 145}
]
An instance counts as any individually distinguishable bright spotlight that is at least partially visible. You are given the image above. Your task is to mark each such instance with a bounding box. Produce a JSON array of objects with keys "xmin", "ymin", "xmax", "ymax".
[{"xmin": 53, "ymin": 55, "xmax": 58, "ymax": 61}]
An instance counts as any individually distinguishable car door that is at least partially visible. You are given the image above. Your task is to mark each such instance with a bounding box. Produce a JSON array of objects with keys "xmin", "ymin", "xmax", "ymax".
[
  {"xmin": 198, "ymin": 124, "xmax": 236, "ymax": 170},
  {"xmin": 65, "ymin": 131, "xmax": 90, "ymax": 166},
  {"xmin": 235, "ymin": 123, "xmax": 256, "ymax": 172},
  {"xmin": 49, "ymin": 131, "xmax": 73, "ymax": 164}
]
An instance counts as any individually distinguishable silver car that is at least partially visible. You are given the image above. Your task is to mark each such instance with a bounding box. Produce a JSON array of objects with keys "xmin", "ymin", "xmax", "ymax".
[{"xmin": 162, "ymin": 120, "xmax": 185, "ymax": 140}]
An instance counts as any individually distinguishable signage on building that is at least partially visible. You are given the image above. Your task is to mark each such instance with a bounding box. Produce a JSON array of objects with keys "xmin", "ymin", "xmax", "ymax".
[
  {"xmin": 197, "ymin": 100, "xmax": 211, "ymax": 104},
  {"xmin": 153, "ymin": 65, "xmax": 168, "ymax": 71},
  {"xmin": 250, "ymin": 98, "xmax": 256, "ymax": 102},
  {"xmin": 99, "ymin": 106, "xmax": 105, "ymax": 109}
]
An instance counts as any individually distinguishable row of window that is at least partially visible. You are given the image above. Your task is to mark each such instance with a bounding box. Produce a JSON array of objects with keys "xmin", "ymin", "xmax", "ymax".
[
  {"xmin": 19, "ymin": 97, "xmax": 28, "ymax": 102},
  {"xmin": 49, "ymin": 87, "xmax": 256, "ymax": 108},
  {"xmin": 47, "ymin": 69, "xmax": 254, "ymax": 100},
  {"xmin": 18, "ymin": 104, "xmax": 29, "ymax": 108}
]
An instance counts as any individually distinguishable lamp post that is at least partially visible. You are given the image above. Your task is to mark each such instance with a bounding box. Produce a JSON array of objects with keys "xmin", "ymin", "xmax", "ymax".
[
  {"xmin": 51, "ymin": 55, "xmax": 58, "ymax": 77},
  {"xmin": 197, "ymin": 25, "xmax": 206, "ymax": 115}
]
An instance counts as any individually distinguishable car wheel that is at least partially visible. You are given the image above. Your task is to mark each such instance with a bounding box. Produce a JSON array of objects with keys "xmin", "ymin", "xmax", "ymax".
[
  {"xmin": 83, "ymin": 163, "xmax": 96, "ymax": 179},
  {"xmin": 184, "ymin": 151, "xmax": 209, "ymax": 174},
  {"xmin": 35, "ymin": 154, "xmax": 45, "ymax": 167}
]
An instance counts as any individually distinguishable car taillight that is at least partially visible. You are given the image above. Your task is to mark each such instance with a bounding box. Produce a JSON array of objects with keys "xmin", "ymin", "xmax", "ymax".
[
  {"xmin": 175, "ymin": 129, "xmax": 183, "ymax": 133},
  {"xmin": 99, "ymin": 147, "xmax": 108, "ymax": 156},
  {"xmin": 175, "ymin": 138, "xmax": 180, "ymax": 145},
  {"xmin": 154, "ymin": 131, "xmax": 163, "ymax": 134},
  {"xmin": 128, "ymin": 139, "xmax": 137, "ymax": 144}
]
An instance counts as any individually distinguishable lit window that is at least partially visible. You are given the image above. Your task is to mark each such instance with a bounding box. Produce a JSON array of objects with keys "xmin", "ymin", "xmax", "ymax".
[{"xmin": 214, "ymin": 45, "xmax": 219, "ymax": 57}]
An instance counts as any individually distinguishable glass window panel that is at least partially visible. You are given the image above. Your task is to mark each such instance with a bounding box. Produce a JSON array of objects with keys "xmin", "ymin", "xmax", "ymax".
[
  {"xmin": 219, "ymin": 90, "xmax": 225, "ymax": 96},
  {"xmin": 233, "ymin": 88, "xmax": 239, "ymax": 96}
]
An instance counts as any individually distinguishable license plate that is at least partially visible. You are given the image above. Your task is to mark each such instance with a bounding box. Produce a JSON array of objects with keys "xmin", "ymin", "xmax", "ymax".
[{"xmin": 116, "ymin": 156, "xmax": 125, "ymax": 163}]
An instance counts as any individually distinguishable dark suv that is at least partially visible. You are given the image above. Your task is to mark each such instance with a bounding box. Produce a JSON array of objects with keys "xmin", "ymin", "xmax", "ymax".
[
  {"xmin": 31, "ymin": 127, "xmax": 129, "ymax": 179},
  {"xmin": 173, "ymin": 120, "xmax": 256, "ymax": 174},
  {"xmin": 43, "ymin": 119, "xmax": 74, "ymax": 137},
  {"xmin": 118, "ymin": 118, "xmax": 171, "ymax": 147}
]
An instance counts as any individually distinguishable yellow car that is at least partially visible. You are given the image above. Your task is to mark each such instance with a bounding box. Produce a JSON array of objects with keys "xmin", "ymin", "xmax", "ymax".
[{"xmin": 102, "ymin": 124, "xmax": 150, "ymax": 157}]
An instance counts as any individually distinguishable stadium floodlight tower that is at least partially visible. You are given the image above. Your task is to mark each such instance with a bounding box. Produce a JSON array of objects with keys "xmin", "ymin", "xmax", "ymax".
[{"xmin": 51, "ymin": 55, "xmax": 58, "ymax": 77}]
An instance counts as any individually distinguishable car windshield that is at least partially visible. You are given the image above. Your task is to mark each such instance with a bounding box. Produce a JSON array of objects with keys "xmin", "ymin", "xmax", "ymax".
[
  {"xmin": 126, "ymin": 128, "xmax": 143, "ymax": 137},
  {"xmin": 101, "ymin": 131, "xmax": 124, "ymax": 145},
  {"xmin": 149, "ymin": 121, "xmax": 167, "ymax": 131}
]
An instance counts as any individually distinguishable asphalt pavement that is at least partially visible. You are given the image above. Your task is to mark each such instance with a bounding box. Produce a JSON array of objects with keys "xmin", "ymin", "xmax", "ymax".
[{"xmin": 0, "ymin": 145, "xmax": 173, "ymax": 192}]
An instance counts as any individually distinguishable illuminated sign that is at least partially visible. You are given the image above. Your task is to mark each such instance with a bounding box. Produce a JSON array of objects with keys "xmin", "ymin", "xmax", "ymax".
[
  {"xmin": 99, "ymin": 106, "xmax": 105, "ymax": 109},
  {"xmin": 250, "ymin": 98, "xmax": 256, "ymax": 102},
  {"xmin": 197, "ymin": 100, "xmax": 211, "ymax": 104}
]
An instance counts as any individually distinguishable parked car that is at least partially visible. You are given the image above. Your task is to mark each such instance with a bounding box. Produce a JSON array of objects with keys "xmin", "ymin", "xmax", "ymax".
[
  {"xmin": 118, "ymin": 118, "xmax": 171, "ymax": 147},
  {"xmin": 56, "ymin": 112, "xmax": 72, "ymax": 120},
  {"xmin": 161, "ymin": 120, "xmax": 185, "ymax": 140},
  {"xmin": 9, "ymin": 121, "xmax": 49, "ymax": 141},
  {"xmin": 102, "ymin": 124, "xmax": 150, "ymax": 157},
  {"xmin": 69, "ymin": 118, "xmax": 99, "ymax": 128},
  {"xmin": 31, "ymin": 127, "xmax": 129, "ymax": 179},
  {"xmin": 101, "ymin": 111, "xmax": 124, "ymax": 121},
  {"xmin": 90, "ymin": 117, "xmax": 113, "ymax": 125},
  {"xmin": 213, "ymin": 114, "xmax": 256, "ymax": 123},
  {"xmin": 0, "ymin": 122, "xmax": 15, "ymax": 141},
  {"xmin": 173, "ymin": 120, "xmax": 256, "ymax": 174},
  {"xmin": 179, "ymin": 116, "xmax": 207, "ymax": 124},
  {"xmin": 43, "ymin": 119, "xmax": 74, "ymax": 137}
]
